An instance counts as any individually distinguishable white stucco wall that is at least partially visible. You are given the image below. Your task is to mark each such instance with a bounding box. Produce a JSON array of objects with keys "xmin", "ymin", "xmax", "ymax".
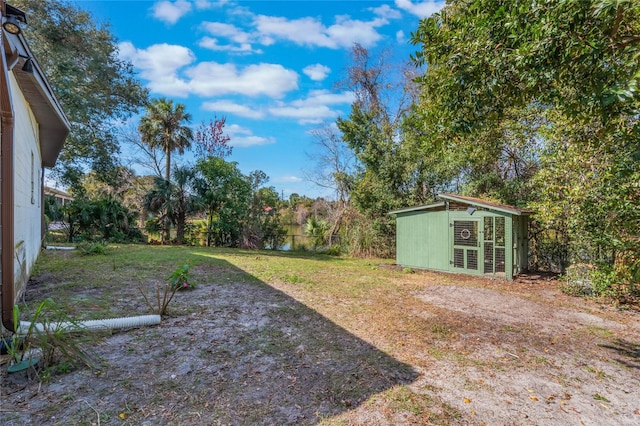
[{"xmin": 9, "ymin": 72, "xmax": 43, "ymax": 296}]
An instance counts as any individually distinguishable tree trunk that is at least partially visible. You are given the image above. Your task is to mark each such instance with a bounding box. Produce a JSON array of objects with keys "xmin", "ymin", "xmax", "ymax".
[
  {"xmin": 176, "ymin": 210, "xmax": 186, "ymax": 244},
  {"xmin": 164, "ymin": 148, "xmax": 172, "ymax": 242},
  {"xmin": 206, "ymin": 210, "xmax": 214, "ymax": 247}
]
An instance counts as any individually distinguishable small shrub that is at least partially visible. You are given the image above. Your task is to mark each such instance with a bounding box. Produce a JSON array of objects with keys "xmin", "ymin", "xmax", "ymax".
[
  {"xmin": 168, "ymin": 263, "xmax": 195, "ymax": 290},
  {"xmin": 321, "ymin": 244, "xmax": 342, "ymax": 256},
  {"xmin": 292, "ymin": 243, "xmax": 310, "ymax": 253},
  {"xmin": 139, "ymin": 262, "xmax": 194, "ymax": 316},
  {"xmin": 561, "ymin": 262, "xmax": 639, "ymax": 304},
  {"xmin": 5, "ymin": 299, "xmax": 98, "ymax": 375},
  {"xmin": 76, "ymin": 241, "xmax": 108, "ymax": 256}
]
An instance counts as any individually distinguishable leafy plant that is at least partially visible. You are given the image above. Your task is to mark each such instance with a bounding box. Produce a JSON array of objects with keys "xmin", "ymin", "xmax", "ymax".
[
  {"xmin": 77, "ymin": 241, "xmax": 108, "ymax": 255},
  {"xmin": 168, "ymin": 263, "xmax": 194, "ymax": 290},
  {"xmin": 139, "ymin": 262, "xmax": 194, "ymax": 316},
  {"xmin": 304, "ymin": 217, "xmax": 330, "ymax": 250},
  {"xmin": 5, "ymin": 299, "xmax": 98, "ymax": 374}
]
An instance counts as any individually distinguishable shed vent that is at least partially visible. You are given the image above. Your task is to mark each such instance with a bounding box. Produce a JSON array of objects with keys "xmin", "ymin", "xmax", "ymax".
[{"xmin": 453, "ymin": 221, "xmax": 477, "ymax": 247}]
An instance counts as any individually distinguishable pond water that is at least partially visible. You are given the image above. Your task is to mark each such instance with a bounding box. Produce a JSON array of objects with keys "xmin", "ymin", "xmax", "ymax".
[{"xmin": 281, "ymin": 224, "xmax": 311, "ymax": 250}]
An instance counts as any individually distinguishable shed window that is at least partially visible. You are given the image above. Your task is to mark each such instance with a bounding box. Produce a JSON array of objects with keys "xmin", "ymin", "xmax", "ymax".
[
  {"xmin": 495, "ymin": 248, "xmax": 506, "ymax": 273},
  {"xmin": 454, "ymin": 221, "xmax": 477, "ymax": 247},
  {"xmin": 467, "ymin": 250, "xmax": 478, "ymax": 270},
  {"xmin": 495, "ymin": 217, "xmax": 505, "ymax": 245},
  {"xmin": 453, "ymin": 248, "xmax": 464, "ymax": 268}
]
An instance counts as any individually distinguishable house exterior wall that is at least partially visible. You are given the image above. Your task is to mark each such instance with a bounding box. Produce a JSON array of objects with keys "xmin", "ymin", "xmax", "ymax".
[{"xmin": 9, "ymin": 72, "xmax": 42, "ymax": 297}]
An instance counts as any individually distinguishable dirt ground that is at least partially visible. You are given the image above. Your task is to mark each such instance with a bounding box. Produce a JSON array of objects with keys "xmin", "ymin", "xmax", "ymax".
[{"xmin": 1, "ymin": 262, "xmax": 639, "ymax": 425}]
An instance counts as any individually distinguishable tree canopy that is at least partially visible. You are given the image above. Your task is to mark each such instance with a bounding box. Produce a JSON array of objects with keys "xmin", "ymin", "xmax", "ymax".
[
  {"xmin": 408, "ymin": 0, "xmax": 640, "ymax": 290},
  {"xmin": 138, "ymin": 98, "xmax": 193, "ymax": 183},
  {"xmin": 410, "ymin": 0, "xmax": 640, "ymax": 130},
  {"xmin": 14, "ymin": 0, "xmax": 148, "ymax": 189}
]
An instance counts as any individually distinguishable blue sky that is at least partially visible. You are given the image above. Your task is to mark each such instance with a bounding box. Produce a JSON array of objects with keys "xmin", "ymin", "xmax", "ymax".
[{"xmin": 72, "ymin": 0, "xmax": 444, "ymax": 199}]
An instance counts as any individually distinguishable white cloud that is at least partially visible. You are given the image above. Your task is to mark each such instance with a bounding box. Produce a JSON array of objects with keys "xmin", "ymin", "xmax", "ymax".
[
  {"xmin": 371, "ymin": 4, "xmax": 402, "ymax": 20},
  {"xmin": 119, "ymin": 40, "xmax": 298, "ymax": 98},
  {"xmin": 396, "ymin": 30, "xmax": 406, "ymax": 43},
  {"xmin": 202, "ymin": 22, "xmax": 251, "ymax": 44},
  {"xmin": 273, "ymin": 175, "xmax": 303, "ymax": 183},
  {"xmin": 118, "ymin": 41, "xmax": 195, "ymax": 96},
  {"xmin": 194, "ymin": 0, "xmax": 222, "ymax": 9},
  {"xmin": 268, "ymin": 90, "xmax": 355, "ymax": 124},
  {"xmin": 296, "ymin": 90, "xmax": 356, "ymax": 106},
  {"xmin": 253, "ymin": 13, "xmax": 386, "ymax": 49},
  {"xmin": 395, "ymin": 0, "xmax": 444, "ymax": 19},
  {"xmin": 186, "ymin": 62, "xmax": 299, "ymax": 98},
  {"xmin": 269, "ymin": 105, "xmax": 336, "ymax": 125},
  {"xmin": 202, "ymin": 100, "xmax": 265, "ymax": 119},
  {"xmin": 198, "ymin": 36, "xmax": 259, "ymax": 54},
  {"xmin": 198, "ymin": 21, "xmax": 262, "ymax": 53},
  {"xmin": 152, "ymin": 0, "xmax": 192, "ymax": 25},
  {"xmin": 303, "ymin": 64, "xmax": 331, "ymax": 81},
  {"xmin": 226, "ymin": 124, "xmax": 275, "ymax": 147}
]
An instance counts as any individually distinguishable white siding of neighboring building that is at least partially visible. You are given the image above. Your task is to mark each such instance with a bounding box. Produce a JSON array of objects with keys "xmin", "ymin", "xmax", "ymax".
[{"xmin": 10, "ymin": 72, "xmax": 43, "ymax": 297}]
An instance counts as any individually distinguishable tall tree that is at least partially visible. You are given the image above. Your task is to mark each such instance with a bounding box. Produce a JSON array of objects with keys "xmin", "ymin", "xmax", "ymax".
[
  {"xmin": 410, "ymin": 0, "xmax": 640, "ymax": 131},
  {"xmin": 138, "ymin": 98, "xmax": 193, "ymax": 182},
  {"xmin": 193, "ymin": 158, "xmax": 251, "ymax": 247},
  {"xmin": 411, "ymin": 0, "xmax": 640, "ymax": 291},
  {"xmin": 143, "ymin": 167, "xmax": 198, "ymax": 244},
  {"xmin": 13, "ymin": 0, "xmax": 148, "ymax": 189},
  {"xmin": 194, "ymin": 116, "xmax": 233, "ymax": 160},
  {"xmin": 337, "ymin": 44, "xmax": 425, "ymax": 213},
  {"xmin": 242, "ymin": 171, "xmax": 286, "ymax": 250},
  {"xmin": 171, "ymin": 166, "xmax": 198, "ymax": 244}
]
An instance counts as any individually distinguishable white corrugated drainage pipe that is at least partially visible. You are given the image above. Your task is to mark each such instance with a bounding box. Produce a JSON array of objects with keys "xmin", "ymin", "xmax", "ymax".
[
  {"xmin": 16, "ymin": 314, "xmax": 161, "ymax": 335},
  {"xmin": 45, "ymin": 246, "xmax": 76, "ymax": 251}
]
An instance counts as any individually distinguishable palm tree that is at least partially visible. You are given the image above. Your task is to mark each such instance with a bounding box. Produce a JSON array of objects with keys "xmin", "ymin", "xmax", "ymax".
[
  {"xmin": 172, "ymin": 166, "xmax": 199, "ymax": 244},
  {"xmin": 304, "ymin": 216, "xmax": 330, "ymax": 250},
  {"xmin": 138, "ymin": 98, "xmax": 193, "ymax": 182},
  {"xmin": 144, "ymin": 177, "xmax": 174, "ymax": 243},
  {"xmin": 144, "ymin": 167, "xmax": 198, "ymax": 244}
]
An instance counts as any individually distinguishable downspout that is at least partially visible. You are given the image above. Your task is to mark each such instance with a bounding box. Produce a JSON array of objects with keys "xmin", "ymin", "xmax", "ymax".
[
  {"xmin": 40, "ymin": 166, "xmax": 45, "ymax": 247},
  {"xmin": 1, "ymin": 4, "xmax": 16, "ymax": 332}
]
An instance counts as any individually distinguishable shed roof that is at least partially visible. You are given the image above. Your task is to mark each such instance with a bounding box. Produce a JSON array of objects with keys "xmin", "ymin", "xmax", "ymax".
[
  {"xmin": 439, "ymin": 193, "xmax": 534, "ymax": 215},
  {"xmin": 389, "ymin": 194, "xmax": 534, "ymax": 216},
  {"xmin": 388, "ymin": 201, "xmax": 445, "ymax": 215}
]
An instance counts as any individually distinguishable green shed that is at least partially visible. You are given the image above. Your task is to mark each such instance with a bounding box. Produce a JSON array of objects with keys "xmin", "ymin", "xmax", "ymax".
[{"xmin": 390, "ymin": 194, "xmax": 532, "ymax": 280}]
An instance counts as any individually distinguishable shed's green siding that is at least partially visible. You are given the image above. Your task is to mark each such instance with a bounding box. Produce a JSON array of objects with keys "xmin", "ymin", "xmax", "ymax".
[
  {"xmin": 394, "ymin": 202, "xmax": 529, "ymax": 280},
  {"xmin": 396, "ymin": 210, "xmax": 449, "ymax": 271}
]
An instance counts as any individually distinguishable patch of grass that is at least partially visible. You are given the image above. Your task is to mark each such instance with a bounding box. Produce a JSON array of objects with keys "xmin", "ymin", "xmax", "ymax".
[
  {"xmin": 586, "ymin": 365, "xmax": 608, "ymax": 380},
  {"xmin": 593, "ymin": 393, "xmax": 610, "ymax": 402},
  {"xmin": 282, "ymin": 273, "xmax": 307, "ymax": 284},
  {"xmin": 430, "ymin": 323, "xmax": 452, "ymax": 338},
  {"xmin": 255, "ymin": 326, "xmax": 295, "ymax": 355},
  {"xmin": 387, "ymin": 386, "xmax": 430, "ymax": 416},
  {"xmin": 530, "ymin": 355, "xmax": 549, "ymax": 365},
  {"xmin": 584, "ymin": 325, "xmax": 614, "ymax": 339},
  {"xmin": 360, "ymin": 385, "xmax": 463, "ymax": 425}
]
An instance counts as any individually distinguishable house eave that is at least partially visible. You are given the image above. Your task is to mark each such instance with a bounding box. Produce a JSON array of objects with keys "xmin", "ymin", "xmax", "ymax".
[{"xmin": 5, "ymin": 29, "xmax": 69, "ymax": 167}]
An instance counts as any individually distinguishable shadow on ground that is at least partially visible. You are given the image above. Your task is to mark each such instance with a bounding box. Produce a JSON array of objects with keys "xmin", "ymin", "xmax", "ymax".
[
  {"xmin": 2, "ymin": 255, "xmax": 417, "ymax": 425},
  {"xmin": 599, "ymin": 338, "xmax": 640, "ymax": 370}
]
